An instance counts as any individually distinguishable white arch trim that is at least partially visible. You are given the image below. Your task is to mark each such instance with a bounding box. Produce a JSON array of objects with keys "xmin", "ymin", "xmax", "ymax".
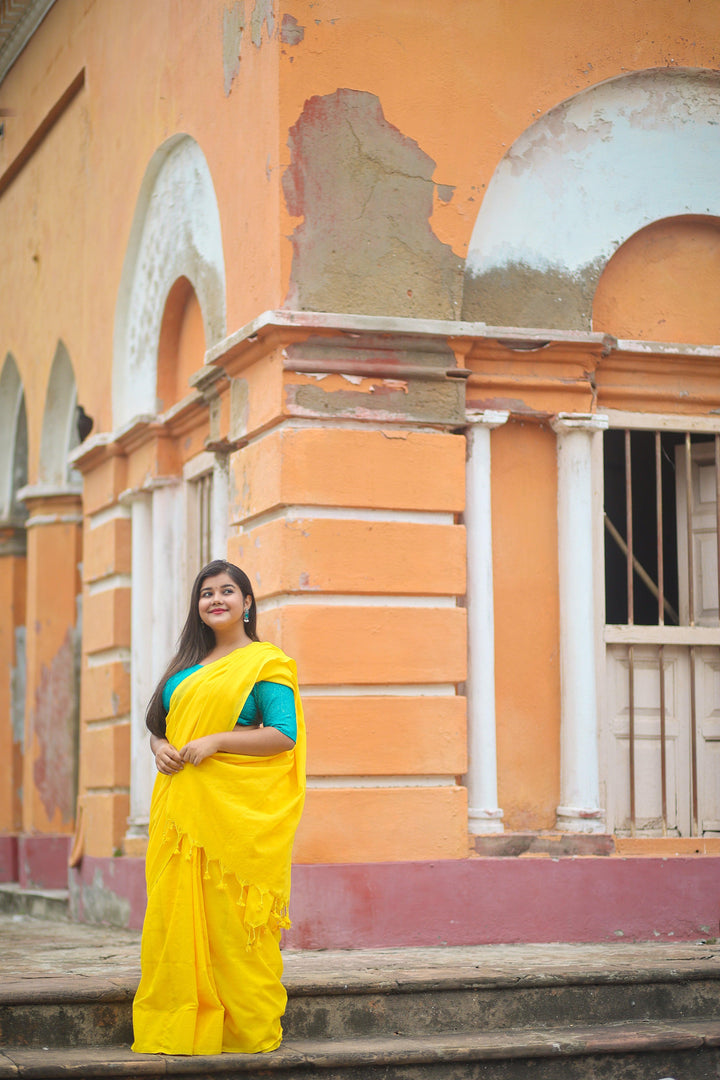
[
  {"xmin": 113, "ymin": 135, "xmax": 226, "ymax": 430},
  {"xmin": 39, "ymin": 341, "xmax": 78, "ymax": 487},
  {"xmin": 466, "ymin": 69, "xmax": 720, "ymax": 287},
  {"xmin": 0, "ymin": 354, "xmax": 27, "ymax": 522}
]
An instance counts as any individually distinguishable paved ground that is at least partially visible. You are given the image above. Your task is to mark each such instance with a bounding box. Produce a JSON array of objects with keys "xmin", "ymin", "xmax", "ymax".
[{"xmin": 3, "ymin": 912, "xmax": 720, "ymax": 992}]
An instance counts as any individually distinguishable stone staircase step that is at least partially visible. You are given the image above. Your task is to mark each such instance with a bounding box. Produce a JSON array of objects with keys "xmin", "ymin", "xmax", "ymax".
[
  {"xmin": 3, "ymin": 948, "xmax": 720, "ymax": 1049},
  {"xmin": 0, "ymin": 1021, "xmax": 719, "ymax": 1079},
  {"xmin": 0, "ymin": 887, "xmax": 69, "ymax": 923}
]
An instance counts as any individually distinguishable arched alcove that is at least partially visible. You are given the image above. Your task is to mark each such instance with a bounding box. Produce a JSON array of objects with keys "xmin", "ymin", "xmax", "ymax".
[
  {"xmin": 593, "ymin": 215, "xmax": 720, "ymax": 346},
  {"xmin": 113, "ymin": 135, "xmax": 226, "ymax": 429},
  {"xmin": 156, "ymin": 276, "xmax": 207, "ymax": 413},
  {"xmin": 0, "ymin": 354, "xmax": 28, "ymax": 524},
  {"xmin": 463, "ymin": 69, "xmax": 720, "ymax": 331},
  {"xmin": 38, "ymin": 341, "xmax": 79, "ymax": 487}
]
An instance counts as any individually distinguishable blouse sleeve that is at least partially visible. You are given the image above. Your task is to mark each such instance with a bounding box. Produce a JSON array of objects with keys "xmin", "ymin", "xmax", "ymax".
[{"xmin": 252, "ymin": 680, "xmax": 297, "ymax": 742}]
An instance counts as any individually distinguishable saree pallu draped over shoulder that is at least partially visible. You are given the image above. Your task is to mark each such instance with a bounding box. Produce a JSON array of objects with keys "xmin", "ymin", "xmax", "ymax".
[{"xmin": 132, "ymin": 642, "xmax": 306, "ymax": 1056}]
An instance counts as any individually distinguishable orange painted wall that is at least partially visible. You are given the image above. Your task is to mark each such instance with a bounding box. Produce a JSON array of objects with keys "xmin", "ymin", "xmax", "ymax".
[
  {"xmin": 593, "ymin": 216, "xmax": 720, "ymax": 346},
  {"xmin": 491, "ymin": 420, "xmax": 561, "ymax": 832}
]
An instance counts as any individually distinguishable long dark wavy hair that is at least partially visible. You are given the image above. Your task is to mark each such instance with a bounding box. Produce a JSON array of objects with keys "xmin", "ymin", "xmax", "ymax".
[{"xmin": 145, "ymin": 560, "xmax": 259, "ymax": 738}]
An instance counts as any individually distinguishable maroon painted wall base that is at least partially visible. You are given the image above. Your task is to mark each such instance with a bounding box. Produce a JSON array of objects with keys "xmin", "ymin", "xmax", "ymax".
[
  {"xmin": 68, "ymin": 854, "xmax": 720, "ymax": 947},
  {"xmin": 16, "ymin": 834, "xmax": 71, "ymax": 890},
  {"xmin": 0, "ymin": 836, "xmax": 18, "ymax": 882}
]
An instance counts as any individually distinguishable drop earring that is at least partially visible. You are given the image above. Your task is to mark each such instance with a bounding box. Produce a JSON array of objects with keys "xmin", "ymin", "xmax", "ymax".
[{"xmin": 243, "ymin": 609, "xmax": 250, "ymax": 623}]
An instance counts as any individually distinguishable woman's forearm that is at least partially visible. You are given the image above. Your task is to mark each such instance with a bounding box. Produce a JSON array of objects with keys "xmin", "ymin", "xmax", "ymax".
[
  {"xmin": 178, "ymin": 725, "xmax": 295, "ymax": 766},
  {"xmin": 214, "ymin": 726, "xmax": 295, "ymax": 755}
]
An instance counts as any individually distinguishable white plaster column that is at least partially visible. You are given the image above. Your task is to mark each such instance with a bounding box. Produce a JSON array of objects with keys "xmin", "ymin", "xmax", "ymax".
[
  {"xmin": 126, "ymin": 492, "xmax": 154, "ymax": 840},
  {"xmin": 151, "ymin": 481, "xmax": 183, "ymax": 678},
  {"xmin": 126, "ymin": 480, "xmax": 184, "ymax": 841},
  {"xmin": 210, "ymin": 453, "xmax": 229, "ymax": 561},
  {"xmin": 465, "ymin": 409, "xmax": 509, "ymax": 834},
  {"xmin": 551, "ymin": 413, "xmax": 609, "ymax": 833}
]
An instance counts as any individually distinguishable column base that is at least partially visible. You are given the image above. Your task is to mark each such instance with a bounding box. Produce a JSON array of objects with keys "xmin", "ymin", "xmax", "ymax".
[
  {"xmin": 556, "ymin": 805, "xmax": 606, "ymax": 834},
  {"xmin": 124, "ymin": 819, "xmax": 149, "ymax": 856},
  {"xmin": 468, "ymin": 808, "xmax": 504, "ymax": 835}
]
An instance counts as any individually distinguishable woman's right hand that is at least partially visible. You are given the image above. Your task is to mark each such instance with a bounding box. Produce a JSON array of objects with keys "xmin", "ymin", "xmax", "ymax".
[{"xmin": 152, "ymin": 736, "xmax": 184, "ymax": 775}]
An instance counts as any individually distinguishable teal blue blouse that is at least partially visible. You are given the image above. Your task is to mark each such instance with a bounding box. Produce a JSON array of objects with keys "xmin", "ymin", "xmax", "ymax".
[{"xmin": 162, "ymin": 667, "xmax": 297, "ymax": 742}]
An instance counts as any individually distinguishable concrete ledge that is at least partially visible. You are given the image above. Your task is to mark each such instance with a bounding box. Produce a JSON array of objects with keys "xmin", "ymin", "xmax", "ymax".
[
  {"xmin": 68, "ymin": 853, "xmax": 720, "ymax": 949},
  {"xmin": 0, "ymin": 883, "xmax": 68, "ymax": 921}
]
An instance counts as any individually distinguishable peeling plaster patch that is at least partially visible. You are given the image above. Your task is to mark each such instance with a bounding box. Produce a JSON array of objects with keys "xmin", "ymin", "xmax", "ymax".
[
  {"xmin": 251, "ymin": 0, "xmax": 275, "ymax": 47},
  {"xmin": 436, "ymin": 184, "xmax": 455, "ymax": 204},
  {"xmin": 464, "ymin": 257, "xmax": 605, "ymax": 330},
  {"xmin": 282, "ymin": 89, "xmax": 463, "ymax": 319},
  {"xmin": 280, "ymin": 13, "xmax": 304, "ymax": 44},
  {"xmin": 32, "ymin": 630, "xmax": 79, "ymax": 825},
  {"xmin": 286, "ymin": 379, "xmax": 465, "ymax": 426},
  {"xmin": 11, "ymin": 625, "xmax": 25, "ymax": 746},
  {"xmin": 222, "ymin": 3, "xmax": 245, "ymax": 96}
]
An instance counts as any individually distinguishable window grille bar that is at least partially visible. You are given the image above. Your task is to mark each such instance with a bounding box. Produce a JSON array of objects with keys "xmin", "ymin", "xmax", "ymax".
[
  {"xmin": 655, "ymin": 433, "xmax": 668, "ymax": 835},
  {"xmin": 683, "ymin": 433, "xmax": 698, "ymax": 836},
  {"xmin": 624, "ymin": 429, "xmax": 636, "ymax": 833}
]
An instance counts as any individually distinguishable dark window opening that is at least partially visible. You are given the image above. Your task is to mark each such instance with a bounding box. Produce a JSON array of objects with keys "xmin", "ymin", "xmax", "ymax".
[{"xmin": 603, "ymin": 429, "xmax": 714, "ymax": 626}]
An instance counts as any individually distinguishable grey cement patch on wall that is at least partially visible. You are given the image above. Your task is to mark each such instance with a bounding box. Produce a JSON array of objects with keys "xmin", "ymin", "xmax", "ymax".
[
  {"xmin": 222, "ymin": 3, "xmax": 245, "ymax": 96},
  {"xmin": 283, "ymin": 89, "xmax": 463, "ymax": 320},
  {"xmin": 463, "ymin": 257, "xmax": 605, "ymax": 331},
  {"xmin": 287, "ymin": 377, "xmax": 466, "ymax": 427}
]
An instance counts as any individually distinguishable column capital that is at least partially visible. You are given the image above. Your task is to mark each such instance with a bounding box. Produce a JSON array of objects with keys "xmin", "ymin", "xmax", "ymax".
[
  {"xmin": 466, "ymin": 409, "xmax": 510, "ymax": 430},
  {"xmin": 551, "ymin": 412, "xmax": 609, "ymax": 435},
  {"xmin": 118, "ymin": 476, "xmax": 180, "ymax": 507},
  {"xmin": 16, "ymin": 484, "xmax": 83, "ymax": 529}
]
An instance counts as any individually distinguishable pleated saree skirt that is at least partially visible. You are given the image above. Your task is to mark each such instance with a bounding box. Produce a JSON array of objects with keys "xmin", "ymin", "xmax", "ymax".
[{"xmin": 132, "ymin": 840, "xmax": 286, "ymax": 1056}]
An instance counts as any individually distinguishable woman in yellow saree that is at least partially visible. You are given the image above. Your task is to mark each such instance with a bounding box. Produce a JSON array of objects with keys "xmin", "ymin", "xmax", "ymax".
[{"xmin": 132, "ymin": 560, "xmax": 306, "ymax": 1056}]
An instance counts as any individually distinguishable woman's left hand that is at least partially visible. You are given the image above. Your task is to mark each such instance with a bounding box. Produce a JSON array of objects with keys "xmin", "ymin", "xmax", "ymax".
[{"xmin": 179, "ymin": 734, "xmax": 220, "ymax": 766}]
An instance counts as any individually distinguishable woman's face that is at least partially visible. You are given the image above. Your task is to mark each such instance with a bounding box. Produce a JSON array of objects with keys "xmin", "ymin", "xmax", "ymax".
[{"xmin": 198, "ymin": 572, "xmax": 249, "ymax": 631}]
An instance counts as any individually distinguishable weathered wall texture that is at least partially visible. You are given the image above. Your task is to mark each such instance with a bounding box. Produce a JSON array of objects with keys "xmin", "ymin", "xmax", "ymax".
[
  {"xmin": 30, "ymin": 630, "xmax": 79, "ymax": 827},
  {"xmin": 463, "ymin": 69, "xmax": 720, "ymax": 330},
  {"xmin": 283, "ymin": 88, "xmax": 463, "ymax": 318}
]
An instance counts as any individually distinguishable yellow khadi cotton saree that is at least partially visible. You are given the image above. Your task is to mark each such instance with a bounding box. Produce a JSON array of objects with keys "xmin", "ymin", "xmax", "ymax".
[{"xmin": 132, "ymin": 642, "xmax": 306, "ymax": 1056}]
